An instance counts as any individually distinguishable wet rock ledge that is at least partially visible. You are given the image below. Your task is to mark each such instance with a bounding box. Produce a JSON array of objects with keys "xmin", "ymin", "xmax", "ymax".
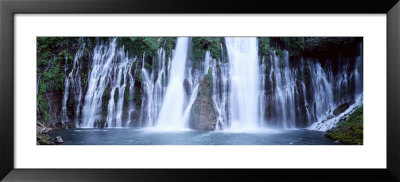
[{"xmin": 37, "ymin": 122, "xmax": 64, "ymax": 145}]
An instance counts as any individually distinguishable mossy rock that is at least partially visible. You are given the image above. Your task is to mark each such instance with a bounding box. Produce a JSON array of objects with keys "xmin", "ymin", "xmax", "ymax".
[
  {"xmin": 189, "ymin": 68, "xmax": 217, "ymax": 130},
  {"xmin": 326, "ymin": 105, "xmax": 363, "ymax": 145},
  {"xmin": 37, "ymin": 133, "xmax": 55, "ymax": 145}
]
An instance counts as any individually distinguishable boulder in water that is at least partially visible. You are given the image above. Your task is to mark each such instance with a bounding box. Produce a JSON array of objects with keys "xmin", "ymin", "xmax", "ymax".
[
  {"xmin": 189, "ymin": 68, "xmax": 217, "ymax": 130},
  {"xmin": 54, "ymin": 136, "xmax": 64, "ymax": 144}
]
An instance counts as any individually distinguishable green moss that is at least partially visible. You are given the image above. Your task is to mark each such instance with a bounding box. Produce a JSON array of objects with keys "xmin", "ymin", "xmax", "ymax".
[
  {"xmin": 160, "ymin": 37, "xmax": 176, "ymax": 59},
  {"xmin": 37, "ymin": 95, "xmax": 50, "ymax": 123},
  {"xmin": 116, "ymin": 37, "xmax": 157, "ymax": 57},
  {"xmin": 116, "ymin": 37, "xmax": 177, "ymax": 59},
  {"xmin": 191, "ymin": 37, "xmax": 223, "ymax": 62},
  {"xmin": 37, "ymin": 133, "xmax": 53, "ymax": 143},
  {"xmin": 37, "ymin": 37, "xmax": 81, "ymax": 125},
  {"xmin": 326, "ymin": 105, "xmax": 363, "ymax": 145},
  {"xmin": 258, "ymin": 37, "xmax": 270, "ymax": 57}
]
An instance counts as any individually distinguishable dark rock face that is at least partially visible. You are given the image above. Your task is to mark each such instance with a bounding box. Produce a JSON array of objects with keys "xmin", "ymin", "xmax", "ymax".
[
  {"xmin": 189, "ymin": 68, "xmax": 217, "ymax": 130},
  {"xmin": 294, "ymin": 80, "xmax": 309, "ymax": 128},
  {"xmin": 333, "ymin": 102, "xmax": 350, "ymax": 116},
  {"xmin": 44, "ymin": 92, "xmax": 63, "ymax": 128}
]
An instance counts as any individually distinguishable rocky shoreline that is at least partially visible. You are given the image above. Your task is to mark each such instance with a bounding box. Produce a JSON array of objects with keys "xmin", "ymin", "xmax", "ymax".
[{"xmin": 36, "ymin": 122, "xmax": 64, "ymax": 145}]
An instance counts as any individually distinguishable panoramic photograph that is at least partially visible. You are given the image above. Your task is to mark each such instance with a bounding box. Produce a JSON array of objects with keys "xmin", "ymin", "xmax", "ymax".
[{"xmin": 36, "ymin": 37, "xmax": 363, "ymax": 145}]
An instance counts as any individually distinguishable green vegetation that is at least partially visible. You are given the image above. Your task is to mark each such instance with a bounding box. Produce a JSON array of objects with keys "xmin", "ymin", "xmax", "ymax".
[
  {"xmin": 160, "ymin": 37, "xmax": 176, "ymax": 60},
  {"xmin": 269, "ymin": 37, "xmax": 304, "ymax": 57},
  {"xmin": 37, "ymin": 37, "xmax": 176, "ymax": 126},
  {"xmin": 326, "ymin": 105, "xmax": 363, "ymax": 145},
  {"xmin": 258, "ymin": 37, "xmax": 270, "ymax": 58},
  {"xmin": 190, "ymin": 37, "xmax": 224, "ymax": 62},
  {"xmin": 116, "ymin": 37, "xmax": 176, "ymax": 59},
  {"xmin": 116, "ymin": 37, "xmax": 158, "ymax": 57},
  {"xmin": 258, "ymin": 37, "xmax": 301, "ymax": 58},
  {"xmin": 37, "ymin": 37, "xmax": 78, "ymax": 124}
]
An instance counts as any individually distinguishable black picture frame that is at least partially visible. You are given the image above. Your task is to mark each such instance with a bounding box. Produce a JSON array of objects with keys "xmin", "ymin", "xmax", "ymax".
[{"xmin": 1, "ymin": 0, "xmax": 399, "ymax": 181}]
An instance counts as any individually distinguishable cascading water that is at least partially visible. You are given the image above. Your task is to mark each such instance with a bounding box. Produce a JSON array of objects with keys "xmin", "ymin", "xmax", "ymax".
[
  {"xmin": 259, "ymin": 56, "xmax": 267, "ymax": 127},
  {"xmin": 104, "ymin": 49, "xmax": 135, "ymax": 128},
  {"xmin": 261, "ymin": 48, "xmax": 362, "ymax": 129},
  {"xmin": 269, "ymin": 51, "xmax": 296, "ymax": 128},
  {"xmin": 309, "ymin": 61, "xmax": 334, "ymax": 118},
  {"xmin": 81, "ymin": 40, "xmax": 117, "ymax": 128},
  {"xmin": 182, "ymin": 84, "xmax": 199, "ymax": 125},
  {"xmin": 125, "ymin": 67, "xmax": 135, "ymax": 127},
  {"xmin": 225, "ymin": 37, "xmax": 260, "ymax": 130},
  {"xmin": 355, "ymin": 43, "xmax": 363, "ymax": 95},
  {"xmin": 308, "ymin": 43, "xmax": 364, "ymax": 131},
  {"xmin": 140, "ymin": 49, "xmax": 169, "ymax": 127},
  {"xmin": 155, "ymin": 37, "xmax": 190, "ymax": 130},
  {"xmin": 61, "ymin": 44, "xmax": 84, "ymax": 127},
  {"xmin": 80, "ymin": 39, "xmax": 135, "ymax": 128},
  {"xmin": 210, "ymin": 55, "xmax": 230, "ymax": 130},
  {"xmin": 58, "ymin": 37, "xmax": 362, "ymax": 132}
]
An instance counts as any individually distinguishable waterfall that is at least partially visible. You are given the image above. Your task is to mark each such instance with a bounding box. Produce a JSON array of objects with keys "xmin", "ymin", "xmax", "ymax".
[
  {"xmin": 140, "ymin": 49, "xmax": 168, "ymax": 127},
  {"xmin": 182, "ymin": 84, "xmax": 199, "ymax": 125},
  {"xmin": 308, "ymin": 94, "xmax": 363, "ymax": 131},
  {"xmin": 309, "ymin": 61, "xmax": 334, "ymax": 118},
  {"xmin": 81, "ymin": 39, "xmax": 135, "ymax": 128},
  {"xmin": 263, "ymin": 50, "xmax": 358, "ymax": 129},
  {"xmin": 155, "ymin": 37, "xmax": 189, "ymax": 130},
  {"xmin": 204, "ymin": 51, "xmax": 210, "ymax": 74},
  {"xmin": 355, "ymin": 43, "xmax": 363, "ymax": 95},
  {"xmin": 225, "ymin": 37, "xmax": 260, "ymax": 130},
  {"xmin": 61, "ymin": 44, "xmax": 84, "ymax": 127},
  {"xmin": 269, "ymin": 51, "xmax": 296, "ymax": 128},
  {"xmin": 259, "ymin": 56, "xmax": 267, "ymax": 127},
  {"xmin": 210, "ymin": 54, "xmax": 230, "ymax": 130},
  {"xmin": 81, "ymin": 40, "xmax": 116, "ymax": 128},
  {"xmin": 104, "ymin": 49, "xmax": 135, "ymax": 128},
  {"xmin": 57, "ymin": 37, "xmax": 362, "ymax": 131},
  {"xmin": 125, "ymin": 63, "xmax": 135, "ymax": 127},
  {"xmin": 307, "ymin": 46, "xmax": 364, "ymax": 131}
]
